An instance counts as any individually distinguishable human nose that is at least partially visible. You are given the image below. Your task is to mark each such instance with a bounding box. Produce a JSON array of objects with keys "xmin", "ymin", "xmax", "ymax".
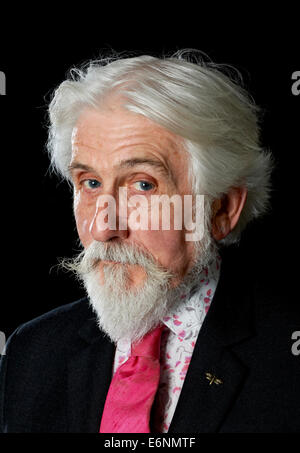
[{"xmin": 89, "ymin": 192, "xmax": 129, "ymax": 242}]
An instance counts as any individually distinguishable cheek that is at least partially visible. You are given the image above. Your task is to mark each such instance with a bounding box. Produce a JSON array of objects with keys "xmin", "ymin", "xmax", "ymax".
[
  {"xmin": 79, "ymin": 219, "xmax": 89, "ymax": 239},
  {"xmin": 73, "ymin": 191, "xmax": 93, "ymax": 246},
  {"xmin": 134, "ymin": 228, "xmax": 191, "ymax": 272}
]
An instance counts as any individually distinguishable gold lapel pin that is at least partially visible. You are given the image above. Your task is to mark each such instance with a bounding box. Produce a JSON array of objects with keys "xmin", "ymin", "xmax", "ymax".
[{"xmin": 205, "ymin": 372, "xmax": 223, "ymax": 386}]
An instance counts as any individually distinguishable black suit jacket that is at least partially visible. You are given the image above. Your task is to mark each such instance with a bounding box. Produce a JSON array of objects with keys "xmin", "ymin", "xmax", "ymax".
[{"xmin": 0, "ymin": 247, "xmax": 299, "ymax": 433}]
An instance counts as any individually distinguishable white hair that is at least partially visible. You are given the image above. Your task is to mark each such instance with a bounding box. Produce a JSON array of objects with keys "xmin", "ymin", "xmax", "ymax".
[{"xmin": 47, "ymin": 49, "xmax": 274, "ymax": 245}]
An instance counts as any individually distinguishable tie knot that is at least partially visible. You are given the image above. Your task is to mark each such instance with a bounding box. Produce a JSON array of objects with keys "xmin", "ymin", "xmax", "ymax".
[{"xmin": 131, "ymin": 325, "xmax": 163, "ymax": 360}]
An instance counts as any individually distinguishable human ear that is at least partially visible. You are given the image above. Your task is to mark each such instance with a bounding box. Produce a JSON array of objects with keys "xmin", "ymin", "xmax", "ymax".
[{"xmin": 211, "ymin": 187, "xmax": 248, "ymax": 241}]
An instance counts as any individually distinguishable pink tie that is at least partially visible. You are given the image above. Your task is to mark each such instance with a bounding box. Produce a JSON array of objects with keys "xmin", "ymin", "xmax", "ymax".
[{"xmin": 99, "ymin": 325, "xmax": 163, "ymax": 433}]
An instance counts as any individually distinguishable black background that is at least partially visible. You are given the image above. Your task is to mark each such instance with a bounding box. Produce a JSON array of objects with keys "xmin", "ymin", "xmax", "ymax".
[{"xmin": 0, "ymin": 19, "xmax": 299, "ymax": 340}]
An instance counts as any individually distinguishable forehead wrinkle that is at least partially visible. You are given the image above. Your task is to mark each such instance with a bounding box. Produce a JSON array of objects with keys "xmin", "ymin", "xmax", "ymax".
[
  {"xmin": 72, "ymin": 132, "xmax": 180, "ymax": 177},
  {"xmin": 74, "ymin": 116, "xmax": 182, "ymax": 151},
  {"xmin": 72, "ymin": 110, "xmax": 188, "ymax": 188}
]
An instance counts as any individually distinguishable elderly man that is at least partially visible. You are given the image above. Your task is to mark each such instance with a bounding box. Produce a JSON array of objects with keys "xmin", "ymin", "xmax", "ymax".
[{"xmin": 0, "ymin": 51, "xmax": 299, "ymax": 433}]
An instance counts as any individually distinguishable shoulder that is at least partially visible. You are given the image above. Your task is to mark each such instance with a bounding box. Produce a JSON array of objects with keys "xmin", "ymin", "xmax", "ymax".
[
  {"xmin": 4, "ymin": 297, "xmax": 94, "ymax": 360},
  {"xmin": 0, "ymin": 298, "xmax": 97, "ymax": 432}
]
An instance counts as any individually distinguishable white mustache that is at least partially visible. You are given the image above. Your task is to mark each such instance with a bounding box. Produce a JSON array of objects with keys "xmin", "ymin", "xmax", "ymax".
[{"xmin": 70, "ymin": 240, "xmax": 174, "ymax": 281}]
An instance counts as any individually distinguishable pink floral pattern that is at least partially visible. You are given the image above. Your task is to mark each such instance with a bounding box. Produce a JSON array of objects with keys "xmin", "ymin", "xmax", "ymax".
[{"xmin": 113, "ymin": 255, "xmax": 221, "ymax": 432}]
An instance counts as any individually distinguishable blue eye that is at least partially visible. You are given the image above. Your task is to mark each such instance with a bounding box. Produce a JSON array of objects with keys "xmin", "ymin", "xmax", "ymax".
[
  {"xmin": 83, "ymin": 179, "xmax": 101, "ymax": 190},
  {"xmin": 133, "ymin": 181, "xmax": 154, "ymax": 191}
]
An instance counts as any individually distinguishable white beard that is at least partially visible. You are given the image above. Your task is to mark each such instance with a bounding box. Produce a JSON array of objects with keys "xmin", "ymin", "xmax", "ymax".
[
  {"xmin": 63, "ymin": 234, "xmax": 216, "ymax": 344},
  {"xmin": 83, "ymin": 259, "xmax": 173, "ymax": 343}
]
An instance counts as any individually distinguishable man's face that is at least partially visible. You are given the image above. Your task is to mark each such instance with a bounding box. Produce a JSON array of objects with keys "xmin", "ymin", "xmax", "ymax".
[{"xmin": 70, "ymin": 105, "xmax": 196, "ymax": 289}]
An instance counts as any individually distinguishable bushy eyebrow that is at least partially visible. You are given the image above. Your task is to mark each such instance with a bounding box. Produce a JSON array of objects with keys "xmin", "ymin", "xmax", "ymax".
[
  {"xmin": 68, "ymin": 157, "xmax": 174, "ymax": 182},
  {"xmin": 119, "ymin": 158, "xmax": 172, "ymax": 179},
  {"xmin": 68, "ymin": 162, "xmax": 94, "ymax": 175}
]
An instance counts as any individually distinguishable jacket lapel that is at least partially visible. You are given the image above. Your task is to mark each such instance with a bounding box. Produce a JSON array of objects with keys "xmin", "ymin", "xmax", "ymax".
[
  {"xmin": 169, "ymin": 248, "xmax": 255, "ymax": 433},
  {"xmin": 67, "ymin": 316, "xmax": 115, "ymax": 433}
]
